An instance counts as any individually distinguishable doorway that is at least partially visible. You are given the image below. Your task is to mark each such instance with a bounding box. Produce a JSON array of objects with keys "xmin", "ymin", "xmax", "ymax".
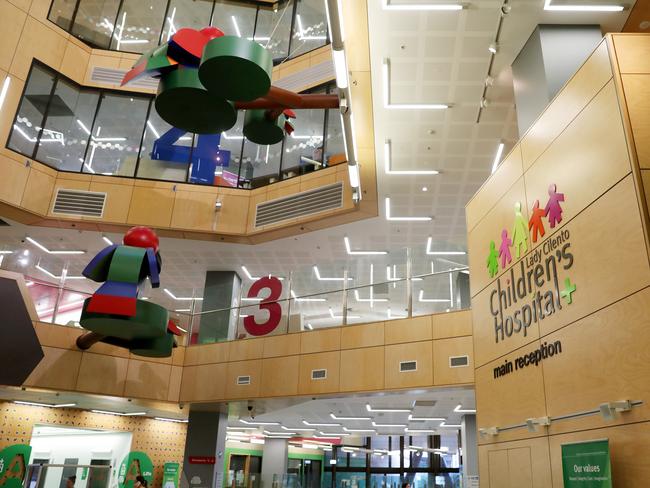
[
  {"xmin": 227, "ymin": 454, "xmax": 262, "ymax": 488},
  {"xmin": 287, "ymin": 458, "xmax": 322, "ymax": 488}
]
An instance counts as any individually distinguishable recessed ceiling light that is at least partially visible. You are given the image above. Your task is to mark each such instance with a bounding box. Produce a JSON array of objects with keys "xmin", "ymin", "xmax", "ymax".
[
  {"xmin": 439, "ymin": 422, "xmax": 461, "ymax": 428},
  {"xmin": 0, "ymin": 76, "xmax": 11, "ymax": 111},
  {"xmin": 454, "ymin": 404, "xmax": 476, "ymax": 413},
  {"xmin": 154, "ymin": 417, "xmax": 188, "ymax": 423},
  {"xmin": 372, "ymin": 422, "xmax": 407, "ymax": 428},
  {"xmin": 543, "ymin": 0, "xmax": 623, "ymax": 11},
  {"xmin": 382, "ymin": 0, "xmax": 463, "ymax": 10},
  {"xmin": 425, "ymin": 237, "xmax": 467, "ymax": 255},
  {"xmin": 91, "ymin": 410, "xmax": 146, "ymax": 416},
  {"xmin": 382, "ymin": 60, "xmax": 449, "ymax": 110},
  {"xmin": 488, "ymin": 43, "xmax": 498, "ymax": 54},
  {"xmin": 491, "ymin": 142, "xmax": 505, "ymax": 174},
  {"xmin": 418, "ymin": 289, "xmax": 451, "ymax": 303},
  {"xmin": 241, "ymin": 265, "xmax": 284, "ymax": 281},
  {"xmin": 163, "ymin": 288, "xmax": 204, "ymax": 301},
  {"xmin": 366, "ymin": 403, "xmax": 411, "ymax": 413},
  {"xmin": 319, "ymin": 431, "xmax": 350, "ymax": 436},
  {"xmin": 408, "ymin": 414, "xmax": 445, "ymax": 421},
  {"xmin": 0, "ymin": 250, "xmax": 13, "ymax": 254},
  {"xmin": 26, "ymin": 237, "xmax": 85, "ymax": 255},
  {"xmin": 344, "ymin": 237, "xmax": 387, "ymax": 255},
  {"xmin": 282, "ymin": 425, "xmax": 317, "ymax": 432},
  {"xmin": 15, "ymin": 401, "xmax": 76, "ymax": 408},
  {"xmin": 384, "ymin": 140, "xmax": 440, "ymax": 175},
  {"xmin": 405, "ymin": 428, "xmax": 437, "ymax": 433},
  {"xmin": 330, "ymin": 413, "xmax": 371, "ymax": 421},
  {"xmin": 241, "ymin": 419, "xmax": 280, "ymax": 426},
  {"xmin": 102, "ymin": 236, "xmax": 114, "ymax": 246},
  {"xmin": 385, "ymin": 197, "xmax": 432, "ymax": 221},
  {"xmin": 343, "ymin": 427, "xmax": 376, "ymax": 433},
  {"xmin": 313, "ymin": 265, "xmax": 352, "ymax": 281},
  {"xmin": 36, "ymin": 263, "xmax": 85, "ymax": 280},
  {"xmin": 303, "ymin": 420, "xmax": 341, "ymax": 427},
  {"xmin": 422, "ymin": 186, "xmax": 428, "ymax": 192},
  {"xmin": 290, "ymin": 290, "xmax": 326, "ymax": 302}
]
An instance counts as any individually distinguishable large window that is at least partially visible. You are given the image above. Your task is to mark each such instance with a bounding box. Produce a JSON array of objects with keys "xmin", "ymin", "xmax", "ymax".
[
  {"xmin": 7, "ymin": 61, "xmax": 338, "ymax": 190},
  {"xmin": 48, "ymin": 0, "xmax": 329, "ymax": 62}
]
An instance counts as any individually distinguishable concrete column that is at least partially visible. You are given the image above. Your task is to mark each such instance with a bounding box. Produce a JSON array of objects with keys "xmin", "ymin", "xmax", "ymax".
[
  {"xmin": 260, "ymin": 438, "xmax": 288, "ymax": 488},
  {"xmin": 512, "ymin": 25, "xmax": 603, "ymax": 136},
  {"xmin": 198, "ymin": 271, "xmax": 241, "ymax": 343},
  {"xmin": 460, "ymin": 414, "xmax": 478, "ymax": 488},
  {"xmin": 181, "ymin": 408, "xmax": 228, "ymax": 488}
]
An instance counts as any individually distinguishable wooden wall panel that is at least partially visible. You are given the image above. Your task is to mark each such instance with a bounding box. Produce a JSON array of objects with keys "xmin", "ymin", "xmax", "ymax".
[
  {"xmin": 127, "ymin": 182, "xmax": 175, "ymax": 228},
  {"xmin": 229, "ymin": 337, "xmax": 264, "ymax": 361},
  {"xmin": 340, "ymin": 346, "xmax": 384, "ymax": 392},
  {"xmin": 0, "ymin": 157, "xmax": 29, "ymax": 206},
  {"xmin": 297, "ymin": 351, "xmax": 340, "ymax": 395},
  {"xmin": 88, "ymin": 180, "xmax": 133, "ymax": 223},
  {"xmin": 433, "ymin": 336, "xmax": 474, "ymax": 386},
  {"xmin": 10, "ymin": 16, "xmax": 67, "ymax": 80},
  {"xmin": 179, "ymin": 363, "xmax": 227, "ymax": 402},
  {"xmin": 224, "ymin": 360, "xmax": 262, "ymax": 399},
  {"xmin": 23, "ymin": 346, "xmax": 81, "ymax": 390},
  {"xmin": 0, "ymin": 0, "xmax": 27, "ymax": 72},
  {"xmin": 300, "ymin": 328, "xmax": 341, "ymax": 354},
  {"xmin": 384, "ymin": 316, "xmax": 431, "ymax": 344},
  {"xmin": 621, "ymin": 74, "xmax": 650, "ymax": 168},
  {"xmin": 432, "ymin": 310, "xmax": 472, "ymax": 339},
  {"xmin": 184, "ymin": 342, "xmax": 229, "ymax": 366},
  {"xmin": 612, "ymin": 35, "xmax": 650, "ymax": 74},
  {"xmin": 21, "ymin": 167, "xmax": 55, "ymax": 215},
  {"xmin": 341, "ymin": 322, "xmax": 384, "ymax": 349},
  {"xmin": 384, "ymin": 341, "xmax": 433, "ymax": 389},
  {"xmin": 76, "ymin": 352, "xmax": 129, "ymax": 396},
  {"xmin": 262, "ymin": 333, "xmax": 301, "ymax": 358},
  {"xmin": 124, "ymin": 360, "xmax": 172, "ymax": 401},
  {"xmin": 260, "ymin": 356, "xmax": 300, "ymax": 397},
  {"xmin": 478, "ymin": 437, "xmax": 552, "ymax": 488}
]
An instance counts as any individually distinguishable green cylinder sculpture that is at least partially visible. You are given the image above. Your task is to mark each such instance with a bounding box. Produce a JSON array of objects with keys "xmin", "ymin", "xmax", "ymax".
[{"xmin": 243, "ymin": 109, "xmax": 285, "ymax": 145}]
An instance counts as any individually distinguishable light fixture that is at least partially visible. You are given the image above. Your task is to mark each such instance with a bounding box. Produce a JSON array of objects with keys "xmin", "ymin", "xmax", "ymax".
[
  {"xmin": 91, "ymin": 410, "xmax": 146, "ymax": 416},
  {"xmin": 484, "ymin": 75, "xmax": 494, "ymax": 87},
  {"xmin": 543, "ymin": 0, "xmax": 623, "ymax": 11},
  {"xmin": 329, "ymin": 307, "xmax": 361, "ymax": 320},
  {"xmin": 382, "ymin": 0, "xmax": 463, "ymax": 10},
  {"xmin": 332, "ymin": 49, "xmax": 349, "ymax": 89},
  {"xmin": 319, "ymin": 431, "xmax": 350, "ymax": 436},
  {"xmin": 344, "ymin": 237, "xmax": 387, "ymax": 255},
  {"xmin": 313, "ymin": 266, "xmax": 352, "ymax": 281},
  {"xmin": 347, "ymin": 162, "xmax": 360, "ymax": 189},
  {"xmin": 488, "ymin": 43, "xmax": 498, "ymax": 54},
  {"xmin": 290, "ymin": 290, "xmax": 326, "ymax": 302},
  {"xmin": 154, "ymin": 417, "xmax": 188, "ymax": 423},
  {"xmin": 372, "ymin": 422, "xmax": 407, "ymax": 428},
  {"xmin": 408, "ymin": 414, "xmax": 445, "ymax": 421},
  {"xmin": 303, "ymin": 420, "xmax": 341, "ymax": 427},
  {"xmin": 343, "ymin": 427, "xmax": 376, "ymax": 433},
  {"xmin": 354, "ymin": 289, "xmax": 388, "ymax": 303},
  {"xmin": 0, "ymin": 250, "xmax": 13, "ymax": 254},
  {"xmin": 425, "ymin": 237, "xmax": 466, "ymax": 255},
  {"xmin": 384, "ymin": 140, "xmax": 440, "ymax": 175},
  {"xmin": 383, "ymin": 59, "xmax": 449, "ymax": 109},
  {"xmin": 329, "ymin": 460, "xmax": 337, "ymax": 465},
  {"xmin": 282, "ymin": 425, "xmax": 317, "ymax": 432},
  {"xmin": 599, "ymin": 401, "xmax": 632, "ymax": 420},
  {"xmin": 405, "ymin": 428, "xmax": 437, "ymax": 433},
  {"xmin": 163, "ymin": 288, "xmax": 204, "ymax": 301},
  {"xmin": 330, "ymin": 413, "xmax": 371, "ymax": 421},
  {"xmin": 0, "ymin": 76, "xmax": 10, "ymax": 111},
  {"xmin": 26, "ymin": 237, "xmax": 85, "ymax": 255},
  {"xmin": 102, "ymin": 236, "xmax": 114, "ymax": 246},
  {"xmin": 324, "ymin": 0, "xmax": 345, "ymax": 47},
  {"xmin": 366, "ymin": 403, "xmax": 411, "ymax": 413},
  {"xmin": 227, "ymin": 426, "xmax": 258, "ymax": 430},
  {"xmin": 263, "ymin": 430, "xmax": 294, "ymax": 437},
  {"xmin": 385, "ymin": 197, "xmax": 432, "ymax": 221},
  {"xmin": 14, "ymin": 401, "xmax": 76, "ymax": 408},
  {"xmin": 250, "ymin": 438, "xmax": 265, "ymax": 445},
  {"xmin": 439, "ymin": 422, "xmax": 461, "ymax": 428},
  {"xmin": 491, "ymin": 142, "xmax": 505, "ymax": 174},
  {"xmin": 241, "ymin": 419, "xmax": 280, "ymax": 426},
  {"xmin": 454, "ymin": 404, "xmax": 476, "ymax": 413},
  {"xmin": 36, "ymin": 263, "xmax": 85, "ymax": 280},
  {"xmin": 295, "ymin": 14, "xmax": 327, "ymax": 41},
  {"xmin": 241, "ymin": 265, "xmax": 284, "ymax": 281},
  {"xmin": 422, "ymin": 186, "xmax": 428, "ymax": 192}
]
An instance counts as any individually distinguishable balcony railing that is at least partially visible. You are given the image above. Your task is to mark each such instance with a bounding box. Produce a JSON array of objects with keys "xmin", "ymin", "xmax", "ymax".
[{"xmin": 23, "ymin": 248, "xmax": 469, "ymax": 347}]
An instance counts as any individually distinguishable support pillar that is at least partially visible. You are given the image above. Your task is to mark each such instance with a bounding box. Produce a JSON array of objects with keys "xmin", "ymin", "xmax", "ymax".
[
  {"xmin": 461, "ymin": 414, "xmax": 478, "ymax": 488},
  {"xmin": 198, "ymin": 271, "xmax": 241, "ymax": 343},
  {"xmin": 181, "ymin": 408, "xmax": 228, "ymax": 488},
  {"xmin": 260, "ymin": 438, "xmax": 288, "ymax": 488},
  {"xmin": 511, "ymin": 25, "xmax": 603, "ymax": 136}
]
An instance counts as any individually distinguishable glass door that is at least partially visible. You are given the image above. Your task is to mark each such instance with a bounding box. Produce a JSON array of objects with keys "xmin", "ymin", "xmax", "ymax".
[{"xmin": 303, "ymin": 460, "xmax": 321, "ymax": 488}]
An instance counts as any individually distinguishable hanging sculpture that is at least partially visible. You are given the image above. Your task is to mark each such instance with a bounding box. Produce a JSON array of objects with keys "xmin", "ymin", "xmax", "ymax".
[
  {"xmin": 76, "ymin": 226, "xmax": 182, "ymax": 358},
  {"xmin": 121, "ymin": 26, "xmax": 338, "ymax": 144}
]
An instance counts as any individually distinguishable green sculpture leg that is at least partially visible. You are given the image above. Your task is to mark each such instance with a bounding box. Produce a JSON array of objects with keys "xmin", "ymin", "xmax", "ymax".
[
  {"xmin": 243, "ymin": 109, "xmax": 285, "ymax": 145},
  {"xmin": 80, "ymin": 298, "xmax": 169, "ymax": 339},
  {"xmin": 129, "ymin": 334, "xmax": 175, "ymax": 358}
]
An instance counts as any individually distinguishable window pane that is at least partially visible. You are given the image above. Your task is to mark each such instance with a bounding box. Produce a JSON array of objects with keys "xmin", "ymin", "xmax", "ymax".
[
  {"xmin": 439, "ymin": 433, "xmax": 459, "ymax": 469},
  {"xmin": 137, "ymin": 101, "xmax": 191, "ymax": 182},
  {"xmin": 48, "ymin": 0, "xmax": 77, "ymax": 31},
  {"xmin": 406, "ymin": 436, "xmax": 430, "ymax": 469},
  {"xmin": 291, "ymin": 0, "xmax": 328, "ymax": 58},
  {"xmin": 82, "ymin": 93, "xmax": 148, "ymax": 176},
  {"xmin": 161, "ymin": 0, "xmax": 213, "ymax": 42},
  {"xmin": 370, "ymin": 437, "xmax": 389, "ymax": 468},
  {"xmin": 217, "ymin": 111, "xmax": 244, "ymax": 187},
  {"xmin": 241, "ymin": 139, "xmax": 282, "ymax": 189},
  {"xmin": 211, "ymin": 1, "xmax": 256, "ymax": 39},
  {"xmin": 255, "ymin": 1, "xmax": 293, "ymax": 61},
  {"xmin": 71, "ymin": 0, "xmax": 121, "ymax": 49},
  {"xmin": 281, "ymin": 106, "xmax": 325, "ymax": 180},
  {"xmin": 110, "ymin": 0, "xmax": 166, "ymax": 53},
  {"xmin": 34, "ymin": 77, "xmax": 99, "ymax": 172},
  {"xmin": 325, "ymin": 108, "xmax": 346, "ymax": 167},
  {"xmin": 8, "ymin": 65, "xmax": 56, "ymax": 158}
]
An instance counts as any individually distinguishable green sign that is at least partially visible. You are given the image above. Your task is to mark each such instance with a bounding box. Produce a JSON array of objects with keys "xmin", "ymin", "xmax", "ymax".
[
  {"xmin": 0, "ymin": 444, "xmax": 32, "ymax": 488},
  {"xmin": 561, "ymin": 439, "xmax": 612, "ymax": 487},
  {"xmin": 162, "ymin": 462, "xmax": 180, "ymax": 488},
  {"xmin": 118, "ymin": 452, "xmax": 154, "ymax": 488}
]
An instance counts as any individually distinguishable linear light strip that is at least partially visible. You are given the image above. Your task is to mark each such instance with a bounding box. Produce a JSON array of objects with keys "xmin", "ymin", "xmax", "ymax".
[
  {"xmin": 383, "ymin": 59, "xmax": 449, "ymax": 110},
  {"xmin": 163, "ymin": 288, "xmax": 204, "ymax": 301},
  {"xmin": 382, "ymin": 0, "xmax": 463, "ymax": 10},
  {"xmin": 543, "ymin": 0, "xmax": 623, "ymax": 11},
  {"xmin": 344, "ymin": 237, "xmax": 387, "ymax": 255},
  {"xmin": 425, "ymin": 237, "xmax": 466, "ymax": 256},
  {"xmin": 384, "ymin": 140, "xmax": 439, "ymax": 175},
  {"xmin": 313, "ymin": 265, "xmax": 351, "ymax": 281},
  {"xmin": 26, "ymin": 237, "xmax": 85, "ymax": 255},
  {"xmin": 385, "ymin": 197, "xmax": 432, "ymax": 221}
]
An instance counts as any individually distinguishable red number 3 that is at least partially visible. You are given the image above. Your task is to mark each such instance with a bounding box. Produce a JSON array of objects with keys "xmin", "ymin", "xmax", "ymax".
[{"xmin": 243, "ymin": 276, "xmax": 283, "ymax": 336}]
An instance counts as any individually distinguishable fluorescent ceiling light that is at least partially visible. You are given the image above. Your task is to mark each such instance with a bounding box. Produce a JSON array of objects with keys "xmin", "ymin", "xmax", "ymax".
[
  {"xmin": 0, "ymin": 76, "xmax": 10, "ymax": 111},
  {"xmin": 454, "ymin": 404, "xmax": 476, "ymax": 413},
  {"xmin": 174, "ymin": 308, "xmax": 191, "ymax": 312},
  {"xmin": 0, "ymin": 250, "xmax": 13, "ymax": 254},
  {"xmin": 543, "ymin": 0, "xmax": 623, "ymax": 11},
  {"xmin": 405, "ymin": 428, "xmax": 437, "ymax": 433},
  {"xmin": 383, "ymin": 59, "xmax": 449, "ymax": 109},
  {"xmin": 146, "ymin": 120, "xmax": 160, "ymax": 138},
  {"xmin": 425, "ymin": 237, "xmax": 466, "ymax": 255},
  {"xmin": 250, "ymin": 438, "xmax": 265, "ymax": 445},
  {"xmin": 343, "ymin": 427, "xmax": 376, "ymax": 433},
  {"xmin": 91, "ymin": 410, "xmax": 146, "ymax": 416},
  {"xmin": 348, "ymin": 163, "xmax": 360, "ymax": 189},
  {"xmin": 382, "ymin": 0, "xmax": 463, "ymax": 10},
  {"xmin": 372, "ymin": 422, "xmax": 407, "ymax": 428},
  {"xmin": 353, "ymin": 289, "xmax": 388, "ymax": 303},
  {"xmin": 241, "ymin": 419, "xmax": 280, "ymax": 426},
  {"xmin": 387, "ymin": 265, "xmax": 422, "ymax": 282},
  {"xmin": 332, "ymin": 49, "xmax": 349, "ymax": 89},
  {"xmin": 384, "ymin": 140, "xmax": 439, "ymax": 175},
  {"xmin": 303, "ymin": 420, "xmax": 341, "ymax": 427},
  {"xmin": 313, "ymin": 265, "xmax": 351, "ymax": 281},
  {"xmin": 154, "ymin": 417, "xmax": 188, "ymax": 423},
  {"xmin": 366, "ymin": 404, "xmax": 411, "ymax": 413},
  {"xmin": 385, "ymin": 197, "xmax": 432, "ymax": 221},
  {"xmin": 330, "ymin": 413, "xmax": 371, "ymax": 421},
  {"xmin": 290, "ymin": 290, "xmax": 326, "ymax": 302},
  {"xmin": 14, "ymin": 401, "xmax": 76, "ymax": 408},
  {"xmin": 26, "ymin": 237, "xmax": 85, "ymax": 255},
  {"xmin": 163, "ymin": 288, "xmax": 203, "ymax": 301},
  {"xmin": 439, "ymin": 422, "xmax": 461, "ymax": 428},
  {"xmin": 102, "ymin": 236, "xmax": 113, "ymax": 246},
  {"xmin": 408, "ymin": 414, "xmax": 445, "ymax": 421},
  {"xmin": 417, "ymin": 290, "xmax": 451, "ymax": 303},
  {"xmin": 263, "ymin": 430, "xmax": 293, "ymax": 436},
  {"xmin": 319, "ymin": 432, "xmax": 350, "ymax": 436},
  {"xmin": 35, "ymin": 263, "xmax": 85, "ymax": 280},
  {"xmin": 329, "ymin": 307, "xmax": 361, "ymax": 320},
  {"xmin": 227, "ymin": 426, "xmax": 258, "ymax": 430},
  {"xmin": 488, "ymin": 43, "xmax": 498, "ymax": 54},
  {"xmin": 344, "ymin": 237, "xmax": 387, "ymax": 255},
  {"xmin": 491, "ymin": 142, "xmax": 505, "ymax": 174},
  {"xmin": 241, "ymin": 265, "xmax": 284, "ymax": 281},
  {"xmin": 282, "ymin": 426, "xmax": 316, "ymax": 432}
]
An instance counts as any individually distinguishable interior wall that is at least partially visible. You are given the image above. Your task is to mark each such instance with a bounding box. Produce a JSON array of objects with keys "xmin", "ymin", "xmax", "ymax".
[
  {"xmin": 0, "ymin": 402, "xmax": 187, "ymax": 488},
  {"xmin": 466, "ymin": 34, "xmax": 650, "ymax": 487}
]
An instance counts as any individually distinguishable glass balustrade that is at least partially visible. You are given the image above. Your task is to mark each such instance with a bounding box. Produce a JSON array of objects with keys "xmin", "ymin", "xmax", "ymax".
[
  {"xmin": 19, "ymin": 246, "xmax": 469, "ymax": 348},
  {"xmin": 47, "ymin": 0, "xmax": 329, "ymax": 61}
]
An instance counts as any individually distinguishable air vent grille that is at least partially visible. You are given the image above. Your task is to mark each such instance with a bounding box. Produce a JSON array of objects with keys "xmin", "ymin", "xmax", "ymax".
[
  {"xmin": 236, "ymin": 375, "xmax": 251, "ymax": 385},
  {"xmin": 52, "ymin": 189, "xmax": 106, "ymax": 217},
  {"xmin": 311, "ymin": 369, "xmax": 327, "ymax": 380},
  {"xmin": 449, "ymin": 355, "xmax": 469, "ymax": 368},
  {"xmin": 255, "ymin": 182, "xmax": 343, "ymax": 227},
  {"xmin": 400, "ymin": 360, "xmax": 418, "ymax": 372},
  {"xmin": 90, "ymin": 66, "xmax": 159, "ymax": 90}
]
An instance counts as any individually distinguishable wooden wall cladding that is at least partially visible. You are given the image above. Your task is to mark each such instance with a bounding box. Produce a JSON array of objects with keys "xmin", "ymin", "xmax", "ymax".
[
  {"xmin": 179, "ymin": 310, "xmax": 474, "ymax": 403},
  {"xmin": 0, "ymin": 401, "xmax": 186, "ymax": 487},
  {"xmin": 467, "ymin": 34, "xmax": 650, "ymax": 486},
  {"xmin": 0, "ymin": 0, "xmax": 378, "ymax": 243}
]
